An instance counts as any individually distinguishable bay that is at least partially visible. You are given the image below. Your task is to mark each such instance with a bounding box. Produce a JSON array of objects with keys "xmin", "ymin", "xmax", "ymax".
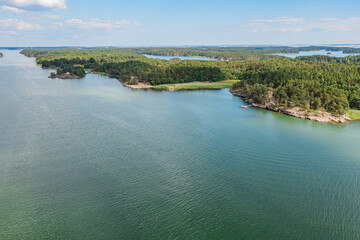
[{"xmin": 1, "ymin": 50, "xmax": 360, "ymax": 239}]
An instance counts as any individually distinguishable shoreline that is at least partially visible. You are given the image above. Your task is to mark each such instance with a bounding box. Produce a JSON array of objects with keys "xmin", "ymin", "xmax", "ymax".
[
  {"xmin": 122, "ymin": 82, "xmax": 154, "ymax": 89},
  {"xmin": 50, "ymin": 73, "xmax": 83, "ymax": 79},
  {"xmin": 230, "ymin": 90, "xmax": 352, "ymax": 123},
  {"xmin": 122, "ymin": 80, "xmax": 238, "ymax": 91},
  {"xmin": 119, "ymin": 79, "xmax": 354, "ymax": 123},
  {"xmin": 17, "ymin": 58, "xmax": 355, "ymax": 123}
]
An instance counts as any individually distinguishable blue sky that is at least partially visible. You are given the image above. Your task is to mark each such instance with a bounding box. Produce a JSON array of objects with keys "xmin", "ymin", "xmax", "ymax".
[{"xmin": 0, "ymin": 0, "xmax": 360, "ymax": 46}]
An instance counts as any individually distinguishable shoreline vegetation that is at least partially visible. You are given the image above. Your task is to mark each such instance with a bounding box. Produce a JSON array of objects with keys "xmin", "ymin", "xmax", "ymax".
[
  {"xmin": 348, "ymin": 109, "xmax": 360, "ymax": 120},
  {"xmin": 230, "ymin": 89, "xmax": 351, "ymax": 123},
  {"xmin": 20, "ymin": 47, "xmax": 360, "ymax": 122}
]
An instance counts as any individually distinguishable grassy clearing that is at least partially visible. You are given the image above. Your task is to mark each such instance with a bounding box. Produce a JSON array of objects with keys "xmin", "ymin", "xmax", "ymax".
[
  {"xmin": 154, "ymin": 80, "xmax": 240, "ymax": 91},
  {"xmin": 90, "ymin": 71, "xmax": 108, "ymax": 76},
  {"xmin": 348, "ymin": 109, "xmax": 360, "ymax": 119}
]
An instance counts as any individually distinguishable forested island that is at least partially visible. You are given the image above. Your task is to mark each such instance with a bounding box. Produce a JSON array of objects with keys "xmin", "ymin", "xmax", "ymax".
[
  {"xmin": 49, "ymin": 65, "xmax": 86, "ymax": 79},
  {"xmin": 21, "ymin": 47, "xmax": 360, "ymax": 122}
]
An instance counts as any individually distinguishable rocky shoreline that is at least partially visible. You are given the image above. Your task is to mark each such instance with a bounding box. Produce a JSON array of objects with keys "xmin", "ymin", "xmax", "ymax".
[
  {"xmin": 49, "ymin": 72, "xmax": 83, "ymax": 79},
  {"xmin": 231, "ymin": 90, "xmax": 351, "ymax": 123},
  {"xmin": 122, "ymin": 82, "xmax": 154, "ymax": 89}
]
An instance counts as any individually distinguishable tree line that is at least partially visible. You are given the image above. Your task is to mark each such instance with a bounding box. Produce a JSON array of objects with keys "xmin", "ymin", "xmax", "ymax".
[
  {"xmin": 232, "ymin": 60, "xmax": 360, "ymax": 114},
  {"xmin": 21, "ymin": 48, "xmax": 360, "ymax": 114}
]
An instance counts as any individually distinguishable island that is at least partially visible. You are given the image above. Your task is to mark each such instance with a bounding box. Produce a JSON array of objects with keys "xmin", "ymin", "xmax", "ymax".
[
  {"xmin": 49, "ymin": 66, "xmax": 85, "ymax": 79},
  {"xmin": 20, "ymin": 47, "xmax": 360, "ymax": 122}
]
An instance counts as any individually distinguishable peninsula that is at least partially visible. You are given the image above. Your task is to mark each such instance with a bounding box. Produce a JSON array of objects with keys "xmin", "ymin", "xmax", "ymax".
[
  {"xmin": 231, "ymin": 89, "xmax": 351, "ymax": 123},
  {"xmin": 20, "ymin": 47, "xmax": 360, "ymax": 122}
]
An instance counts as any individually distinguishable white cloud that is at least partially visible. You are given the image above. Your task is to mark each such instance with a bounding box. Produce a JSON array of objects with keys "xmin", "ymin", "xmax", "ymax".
[
  {"xmin": 240, "ymin": 17, "xmax": 360, "ymax": 33},
  {"xmin": 66, "ymin": 18, "xmax": 141, "ymax": 30},
  {"xmin": 0, "ymin": 17, "xmax": 142, "ymax": 39},
  {"xmin": 44, "ymin": 14, "xmax": 60, "ymax": 19},
  {"xmin": 0, "ymin": 30, "xmax": 17, "ymax": 38},
  {"xmin": 0, "ymin": 18, "xmax": 43, "ymax": 30},
  {"xmin": 251, "ymin": 17, "xmax": 305, "ymax": 24},
  {"xmin": 0, "ymin": 5, "xmax": 25, "ymax": 13},
  {"xmin": 0, "ymin": 0, "xmax": 66, "ymax": 10}
]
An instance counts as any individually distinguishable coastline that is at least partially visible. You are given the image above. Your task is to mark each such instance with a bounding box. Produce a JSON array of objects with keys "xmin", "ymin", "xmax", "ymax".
[
  {"xmin": 230, "ymin": 89, "xmax": 352, "ymax": 123},
  {"xmin": 17, "ymin": 52, "xmax": 356, "ymax": 123},
  {"xmin": 120, "ymin": 79, "xmax": 353, "ymax": 123},
  {"xmin": 50, "ymin": 73, "xmax": 83, "ymax": 79},
  {"xmin": 122, "ymin": 80, "xmax": 239, "ymax": 91},
  {"xmin": 122, "ymin": 82, "xmax": 154, "ymax": 89}
]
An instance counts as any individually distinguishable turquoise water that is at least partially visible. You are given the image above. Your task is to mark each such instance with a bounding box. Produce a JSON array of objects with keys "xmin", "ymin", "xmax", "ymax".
[
  {"xmin": 144, "ymin": 54, "xmax": 218, "ymax": 61},
  {"xmin": 1, "ymin": 50, "xmax": 360, "ymax": 239},
  {"xmin": 277, "ymin": 50, "xmax": 360, "ymax": 59}
]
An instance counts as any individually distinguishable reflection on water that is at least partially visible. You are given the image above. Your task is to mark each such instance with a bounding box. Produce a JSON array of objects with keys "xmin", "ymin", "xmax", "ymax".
[{"xmin": 0, "ymin": 50, "xmax": 360, "ymax": 239}]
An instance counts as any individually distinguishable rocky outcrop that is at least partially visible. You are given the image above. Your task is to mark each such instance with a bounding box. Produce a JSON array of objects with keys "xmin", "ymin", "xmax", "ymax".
[
  {"xmin": 231, "ymin": 89, "xmax": 351, "ymax": 123},
  {"xmin": 49, "ymin": 72, "xmax": 82, "ymax": 79},
  {"xmin": 122, "ymin": 82, "xmax": 154, "ymax": 89}
]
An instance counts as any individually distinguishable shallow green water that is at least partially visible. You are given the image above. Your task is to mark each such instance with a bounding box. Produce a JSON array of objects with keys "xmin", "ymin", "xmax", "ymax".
[{"xmin": 1, "ymin": 50, "xmax": 360, "ymax": 239}]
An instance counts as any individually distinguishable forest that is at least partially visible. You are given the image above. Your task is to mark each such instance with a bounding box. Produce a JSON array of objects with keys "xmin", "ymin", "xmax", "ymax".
[
  {"xmin": 20, "ymin": 46, "xmax": 360, "ymax": 61},
  {"xmin": 232, "ymin": 60, "xmax": 360, "ymax": 114},
  {"xmin": 126, "ymin": 46, "xmax": 360, "ymax": 60},
  {"xmin": 296, "ymin": 55, "xmax": 360, "ymax": 63},
  {"xmin": 21, "ymin": 48, "xmax": 360, "ymax": 115}
]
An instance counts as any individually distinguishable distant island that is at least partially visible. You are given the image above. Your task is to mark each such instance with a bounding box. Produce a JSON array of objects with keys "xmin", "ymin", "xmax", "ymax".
[{"xmin": 21, "ymin": 46, "xmax": 360, "ymax": 122}]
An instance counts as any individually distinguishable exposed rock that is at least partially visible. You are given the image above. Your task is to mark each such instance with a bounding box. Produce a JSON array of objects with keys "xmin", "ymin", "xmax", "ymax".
[
  {"xmin": 122, "ymin": 82, "xmax": 154, "ymax": 89},
  {"xmin": 231, "ymin": 89, "xmax": 351, "ymax": 123},
  {"xmin": 49, "ymin": 72, "xmax": 82, "ymax": 79}
]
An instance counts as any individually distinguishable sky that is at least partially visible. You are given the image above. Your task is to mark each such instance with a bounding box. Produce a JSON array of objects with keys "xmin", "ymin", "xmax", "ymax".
[{"xmin": 1, "ymin": 0, "xmax": 360, "ymax": 47}]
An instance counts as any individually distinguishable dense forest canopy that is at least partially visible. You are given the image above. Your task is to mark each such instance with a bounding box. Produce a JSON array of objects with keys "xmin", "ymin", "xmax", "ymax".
[
  {"xmin": 296, "ymin": 55, "xmax": 360, "ymax": 64},
  {"xmin": 296, "ymin": 46, "xmax": 360, "ymax": 54},
  {"xmin": 19, "ymin": 46, "xmax": 360, "ymax": 61},
  {"xmin": 232, "ymin": 60, "xmax": 360, "ymax": 114},
  {"xmin": 127, "ymin": 47, "xmax": 289, "ymax": 61},
  {"xmin": 21, "ymin": 48, "xmax": 247, "ymax": 84},
  {"xmin": 21, "ymin": 48, "xmax": 360, "ymax": 114},
  {"xmin": 126, "ymin": 46, "xmax": 360, "ymax": 60}
]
